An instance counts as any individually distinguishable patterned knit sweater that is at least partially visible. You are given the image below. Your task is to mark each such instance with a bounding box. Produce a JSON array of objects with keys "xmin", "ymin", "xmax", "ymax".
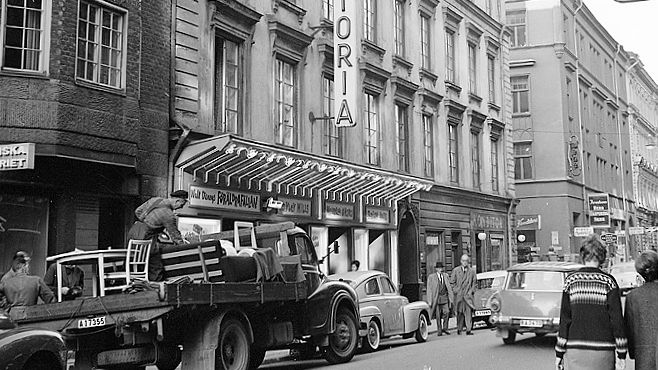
[{"xmin": 555, "ymin": 267, "xmax": 627, "ymax": 359}]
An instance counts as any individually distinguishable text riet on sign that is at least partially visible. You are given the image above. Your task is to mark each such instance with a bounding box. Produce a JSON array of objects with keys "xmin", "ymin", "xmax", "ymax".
[{"xmin": 334, "ymin": 0, "xmax": 357, "ymax": 127}]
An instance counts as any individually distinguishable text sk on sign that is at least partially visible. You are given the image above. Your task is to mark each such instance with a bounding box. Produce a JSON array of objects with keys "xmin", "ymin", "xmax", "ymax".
[{"xmin": 334, "ymin": 0, "xmax": 358, "ymax": 127}]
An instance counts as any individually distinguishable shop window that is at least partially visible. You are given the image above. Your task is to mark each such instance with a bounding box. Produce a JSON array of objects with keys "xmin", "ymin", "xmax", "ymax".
[
  {"xmin": 368, "ymin": 230, "xmax": 389, "ymax": 276},
  {"xmin": 76, "ymin": 1, "xmax": 126, "ymax": 88},
  {"xmin": 491, "ymin": 238, "xmax": 502, "ymax": 270},
  {"xmin": 328, "ymin": 227, "xmax": 352, "ymax": 274},
  {"xmin": 3, "ymin": 0, "xmax": 49, "ymax": 72},
  {"xmin": 0, "ymin": 194, "xmax": 49, "ymax": 278}
]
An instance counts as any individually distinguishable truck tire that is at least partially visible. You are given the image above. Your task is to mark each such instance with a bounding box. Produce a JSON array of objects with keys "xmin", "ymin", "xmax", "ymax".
[
  {"xmin": 216, "ymin": 318, "xmax": 251, "ymax": 370},
  {"xmin": 322, "ymin": 308, "xmax": 358, "ymax": 364},
  {"xmin": 414, "ymin": 313, "xmax": 429, "ymax": 343},
  {"xmin": 248, "ymin": 346, "xmax": 266, "ymax": 369}
]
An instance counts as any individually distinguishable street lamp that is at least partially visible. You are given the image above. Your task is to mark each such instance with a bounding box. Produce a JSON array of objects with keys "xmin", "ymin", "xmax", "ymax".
[
  {"xmin": 517, "ymin": 234, "xmax": 527, "ymax": 243},
  {"xmin": 477, "ymin": 232, "xmax": 487, "ymax": 241}
]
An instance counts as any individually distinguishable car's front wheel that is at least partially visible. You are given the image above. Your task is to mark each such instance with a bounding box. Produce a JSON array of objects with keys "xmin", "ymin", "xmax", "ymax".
[
  {"xmin": 414, "ymin": 314, "xmax": 429, "ymax": 343},
  {"xmin": 362, "ymin": 320, "xmax": 381, "ymax": 352},
  {"xmin": 502, "ymin": 330, "xmax": 517, "ymax": 345}
]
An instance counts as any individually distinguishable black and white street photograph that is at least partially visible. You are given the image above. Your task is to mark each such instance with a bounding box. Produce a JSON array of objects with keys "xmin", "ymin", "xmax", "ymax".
[{"xmin": 1, "ymin": 0, "xmax": 657, "ymax": 369}]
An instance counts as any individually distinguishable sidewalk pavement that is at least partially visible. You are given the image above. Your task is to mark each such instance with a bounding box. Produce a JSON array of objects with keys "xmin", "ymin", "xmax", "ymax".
[{"xmin": 263, "ymin": 318, "xmax": 460, "ymax": 364}]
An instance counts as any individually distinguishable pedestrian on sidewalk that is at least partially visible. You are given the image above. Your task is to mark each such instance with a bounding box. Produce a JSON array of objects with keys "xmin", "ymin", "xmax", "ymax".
[
  {"xmin": 624, "ymin": 250, "xmax": 658, "ymax": 370},
  {"xmin": 450, "ymin": 254, "xmax": 476, "ymax": 335},
  {"xmin": 427, "ymin": 262, "xmax": 453, "ymax": 336},
  {"xmin": 555, "ymin": 235, "xmax": 626, "ymax": 370}
]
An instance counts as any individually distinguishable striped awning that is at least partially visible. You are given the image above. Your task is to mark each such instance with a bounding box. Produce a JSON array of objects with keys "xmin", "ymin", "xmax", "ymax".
[{"xmin": 175, "ymin": 135, "xmax": 433, "ymax": 207}]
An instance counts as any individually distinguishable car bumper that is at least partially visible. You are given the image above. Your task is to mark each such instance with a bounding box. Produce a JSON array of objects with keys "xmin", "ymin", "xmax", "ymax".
[{"xmin": 490, "ymin": 315, "xmax": 560, "ymax": 333}]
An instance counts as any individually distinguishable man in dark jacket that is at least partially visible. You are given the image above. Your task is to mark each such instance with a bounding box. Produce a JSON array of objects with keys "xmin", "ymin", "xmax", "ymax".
[
  {"xmin": 427, "ymin": 262, "xmax": 454, "ymax": 336},
  {"xmin": 127, "ymin": 190, "xmax": 188, "ymax": 281},
  {"xmin": 43, "ymin": 263, "xmax": 84, "ymax": 300}
]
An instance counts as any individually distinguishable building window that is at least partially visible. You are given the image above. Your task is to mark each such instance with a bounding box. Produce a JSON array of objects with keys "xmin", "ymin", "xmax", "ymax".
[
  {"xmin": 487, "ymin": 55, "xmax": 496, "ymax": 103},
  {"xmin": 448, "ymin": 124, "xmax": 459, "ymax": 183},
  {"xmin": 468, "ymin": 43, "xmax": 477, "ymax": 94},
  {"xmin": 420, "ymin": 14, "xmax": 430, "ymax": 69},
  {"xmin": 214, "ymin": 37, "xmax": 240, "ymax": 133},
  {"xmin": 471, "ymin": 131, "xmax": 481, "ymax": 189},
  {"xmin": 423, "ymin": 115, "xmax": 434, "ymax": 177},
  {"xmin": 511, "ymin": 75, "xmax": 529, "ymax": 114},
  {"xmin": 2, "ymin": 0, "xmax": 47, "ymax": 72},
  {"xmin": 514, "ymin": 142, "xmax": 533, "ymax": 180},
  {"xmin": 507, "ymin": 10, "xmax": 527, "ymax": 47},
  {"xmin": 393, "ymin": 0, "xmax": 404, "ymax": 56},
  {"xmin": 395, "ymin": 104, "xmax": 409, "ymax": 172},
  {"xmin": 323, "ymin": 0, "xmax": 333, "ymax": 21},
  {"xmin": 491, "ymin": 138, "xmax": 499, "ymax": 192},
  {"xmin": 76, "ymin": 1, "xmax": 125, "ymax": 88},
  {"xmin": 364, "ymin": 93, "xmax": 380, "ymax": 166},
  {"xmin": 445, "ymin": 29, "xmax": 456, "ymax": 83},
  {"xmin": 275, "ymin": 59, "xmax": 296, "ymax": 147},
  {"xmin": 323, "ymin": 76, "xmax": 341, "ymax": 157},
  {"xmin": 363, "ymin": 0, "xmax": 376, "ymax": 42}
]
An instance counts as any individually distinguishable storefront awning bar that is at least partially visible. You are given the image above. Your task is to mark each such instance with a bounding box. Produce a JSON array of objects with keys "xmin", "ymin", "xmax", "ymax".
[
  {"xmin": 291, "ymin": 171, "xmax": 328, "ymax": 197},
  {"xmin": 276, "ymin": 168, "xmax": 316, "ymax": 194},
  {"xmin": 205, "ymin": 154, "xmax": 253, "ymax": 183},
  {"xmin": 330, "ymin": 175, "xmax": 375, "ymax": 203}
]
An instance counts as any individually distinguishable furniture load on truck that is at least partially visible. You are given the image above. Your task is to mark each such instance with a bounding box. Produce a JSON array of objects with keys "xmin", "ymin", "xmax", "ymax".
[{"xmin": 8, "ymin": 222, "xmax": 361, "ymax": 370}]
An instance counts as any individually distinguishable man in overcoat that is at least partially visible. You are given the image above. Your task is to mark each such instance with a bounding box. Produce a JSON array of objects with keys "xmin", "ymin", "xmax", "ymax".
[
  {"xmin": 451, "ymin": 254, "xmax": 477, "ymax": 335},
  {"xmin": 427, "ymin": 261, "xmax": 454, "ymax": 336}
]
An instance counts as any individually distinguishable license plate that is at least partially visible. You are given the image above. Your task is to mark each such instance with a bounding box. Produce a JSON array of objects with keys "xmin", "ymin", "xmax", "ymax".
[
  {"xmin": 78, "ymin": 316, "xmax": 106, "ymax": 329},
  {"xmin": 475, "ymin": 310, "xmax": 491, "ymax": 316},
  {"xmin": 520, "ymin": 319, "xmax": 543, "ymax": 328}
]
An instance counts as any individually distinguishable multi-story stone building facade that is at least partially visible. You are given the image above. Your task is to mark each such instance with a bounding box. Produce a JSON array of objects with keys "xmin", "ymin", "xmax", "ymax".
[
  {"xmin": 170, "ymin": 0, "xmax": 515, "ymax": 301},
  {"xmin": 0, "ymin": 0, "xmax": 171, "ymax": 276},
  {"xmin": 507, "ymin": 0, "xmax": 635, "ymax": 261},
  {"xmin": 628, "ymin": 54, "xmax": 658, "ymax": 251}
]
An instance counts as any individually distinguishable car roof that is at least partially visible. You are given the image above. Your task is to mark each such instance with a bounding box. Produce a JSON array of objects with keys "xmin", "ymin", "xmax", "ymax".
[
  {"xmin": 328, "ymin": 270, "xmax": 386, "ymax": 285},
  {"xmin": 508, "ymin": 261, "xmax": 584, "ymax": 272},
  {"xmin": 477, "ymin": 270, "xmax": 507, "ymax": 279}
]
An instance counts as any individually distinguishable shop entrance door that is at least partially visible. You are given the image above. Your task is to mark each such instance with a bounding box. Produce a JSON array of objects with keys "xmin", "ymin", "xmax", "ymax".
[
  {"xmin": 398, "ymin": 211, "xmax": 419, "ymax": 302},
  {"xmin": 475, "ymin": 235, "xmax": 485, "ymax": 273},
  {"xmin": 327, "ymin": 227, "xmax": 352, "ymax": 274}
]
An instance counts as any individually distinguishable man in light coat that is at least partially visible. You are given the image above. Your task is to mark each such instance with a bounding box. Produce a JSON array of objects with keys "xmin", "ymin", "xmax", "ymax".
[
  {"xmin": 451, "ymin": 254, "xmax": 477, "ymax": 335},
  {"xmin": 427, "ymin": 261, "xmax": 454, "ymax": 336}
]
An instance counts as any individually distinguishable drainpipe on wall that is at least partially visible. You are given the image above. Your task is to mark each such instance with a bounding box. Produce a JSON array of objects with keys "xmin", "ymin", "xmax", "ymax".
[
  {"xmin": 168, "ymin": 121, "xmax": 191, "ymax": 195},
  {"xmin": 613, "ymin": 44, "xmax": 628, "ymax": 261},
  {"xmin": 573, "ymin": 0, "xmax": 587, "ymax": 247},
  {"xmin": 507, "ymin": 194, "xmax": 518, "ymax": 268}
]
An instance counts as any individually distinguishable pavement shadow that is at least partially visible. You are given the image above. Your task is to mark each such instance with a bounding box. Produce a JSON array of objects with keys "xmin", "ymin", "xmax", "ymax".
[{"xmin": 502, "ymin": 334, "xmax": 557, "ymax": 348}]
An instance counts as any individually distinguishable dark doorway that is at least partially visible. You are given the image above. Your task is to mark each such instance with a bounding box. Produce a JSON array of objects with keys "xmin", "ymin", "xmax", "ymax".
[
  {"xmin": 475, "ymin": 233, "xmax": 484, "ymax": 273},
  {"xmin": 99, "ymin": 198, "xmax": 126, "ymax": 250},
  {"xmin": 450, "ymin": 231, "xmax": 463, "ymax": 270},
  {"xmin": 398, "ymin": 211, "xmax": 419, "ymax": 302}
]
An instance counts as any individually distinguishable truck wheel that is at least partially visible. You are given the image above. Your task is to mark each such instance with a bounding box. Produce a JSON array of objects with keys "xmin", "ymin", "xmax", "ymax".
[
  {"xmin": 414, "ymin": 314, "xmax": 429, "ymax": 343},
  {"xmin": 361, "ymin": 320, "xmax": 381, "ymax": 352},
  {"xmin": 323, "ymin": 308, "xmax": 358, "ymax": 364},
  {"xmin": 503, "ymin": 330, "xmax": 517, "ymax": 345},
  {"xmin": 248, "ymin": 346, "xmax": 266, "ymax": 369},
  {"xmin": 216, "ymin": 318, "xmax": 251, "ymax": 370}
]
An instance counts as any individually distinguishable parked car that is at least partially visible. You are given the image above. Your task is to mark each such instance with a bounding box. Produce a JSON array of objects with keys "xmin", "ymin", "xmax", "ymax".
[
  {"xmin": 490, "ymin": 262, "xmax": 584, "ymax": 344},
  {"xmin": 609, "ymin": 261, "xmax": 644, "ymax": 294},
  {"xmin": 0, "ymin": 309, "xmax": 67, "ymax": 369},
  {"xmin": 473, "ymin": 270, "xmax": 507, "ymax": 327},
  {"xmin": 328, "ymin": 271, "xmax": 430, "ymax": 352}
]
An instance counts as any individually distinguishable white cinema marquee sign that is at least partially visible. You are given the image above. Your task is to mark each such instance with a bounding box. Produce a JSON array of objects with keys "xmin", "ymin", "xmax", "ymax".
[{"xmin": 334, "ymin": 0, "xmax": 358, "ymax": 127}]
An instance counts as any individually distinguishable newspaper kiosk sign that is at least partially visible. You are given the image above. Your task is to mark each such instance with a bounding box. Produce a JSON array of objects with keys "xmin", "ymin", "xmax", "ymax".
[
  {"xmin": 333, "ymin": 0, "xmax": 358, "ymax": 127},
  {"xmin": 588, "ymin": 193, "xmax": 610, "ymax": 228}
]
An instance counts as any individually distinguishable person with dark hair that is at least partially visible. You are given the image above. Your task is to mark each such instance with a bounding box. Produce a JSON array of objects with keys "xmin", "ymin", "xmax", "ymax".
[
  {"xmin": 127, "ymin": 190, "xmax": 189, "ymax": 281},
  {"xmin": 624, "ymin": 250, "xmax": 658, "ymax": 370},
  {"xmin": 555, "ymin": 235, "xmax": 627, "ymax": 370},
  {"xmin": 43, "ymin": 263, "xmax": 84, "ymax": 301},
  {"xmin": 350, "ymin": 260, "xmax": 360, "ymax": 272},
  {"xmin": 0, "ymin": 253, "xmax": 54, "ymax": 308},
  {"xmin": 1, "ymin": 251, "xmax": 31, "ymax": 283},
  {"xmin": 427, "ymin": 262, "xmax": 453, "ymax": 336}
]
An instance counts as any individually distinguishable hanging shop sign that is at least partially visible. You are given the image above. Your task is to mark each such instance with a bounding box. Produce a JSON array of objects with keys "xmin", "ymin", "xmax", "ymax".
[
  {"xmin": 325, "ymin": 202, "xmax": 354, "ymax": 221},
  {"xmin": 278, "ymin": 197, "xmax": 312, "ymax": 217},
  {"xmin": 588, "ymin": 193, "xmax": 610, "ymax": 228},
  {"xmin": 629, "ymin": 227, "xmax": 645, "ymax": 235},
  {"xmin": 189, "ymin": 186, "xmax": 261, "ymax": 213},
  {"xmin": 0, "ymin": 143, "xmax": 35, "ymax": 171},
  {"xmin": 471, "ymin": 213, "xmax": 505, "ymax": 230},
  {"xmin": 573, "ymin": 226, "xmax": 594, "ymax": 237},
  {"xmin": 568, "ymin": 135, "xmax": 581, "ymax": 177},
  {"xmin": 516, "ymin": 215, "xmax": 541, "ymax": 230},
  {"xmin": 333, "ymin": 0, "xmax": 358, "ymax": 127},
  {"xmin": 365, "ymin": 207, "xmax": 390, "ymax": 224}
]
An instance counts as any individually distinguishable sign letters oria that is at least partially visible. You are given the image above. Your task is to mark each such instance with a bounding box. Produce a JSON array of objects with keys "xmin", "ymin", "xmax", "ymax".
[{"xmin": 334, "ymin": 0, "xmax": 358, "ymax": 127}]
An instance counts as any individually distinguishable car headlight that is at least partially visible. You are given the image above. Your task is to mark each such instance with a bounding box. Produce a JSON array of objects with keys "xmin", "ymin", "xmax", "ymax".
[
  {"xmin": 553, "ymin": 317, "xmax": 560, "ymax": 325},
  {"xmin": 490, "ymin": 297, "xmax": 501, "ymax": 313}
]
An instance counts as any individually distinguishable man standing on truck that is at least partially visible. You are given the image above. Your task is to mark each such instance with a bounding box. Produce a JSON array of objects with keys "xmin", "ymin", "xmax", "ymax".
[
  {"xmin": 127, "ymin": 190, "xmax": 188, "ymax": 281},
  {"xmin": 43, "ymin": 262, "xmax": 84, "ymax": 300},
  {"xmin": 0, "ymin": 253, "xmax": 54, "ymax": 308}
]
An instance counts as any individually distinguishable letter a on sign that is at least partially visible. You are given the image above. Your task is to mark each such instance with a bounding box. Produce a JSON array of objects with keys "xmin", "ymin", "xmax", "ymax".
[{"xmin": 334, "ymin": 0, "xmax": 358, "ymax": 127}]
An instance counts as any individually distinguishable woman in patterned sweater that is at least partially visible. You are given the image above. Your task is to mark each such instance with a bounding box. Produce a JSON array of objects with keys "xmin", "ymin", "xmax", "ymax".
[{"xmin": 555, "ymin": 235, "xmax": 627, "ymax": 370}]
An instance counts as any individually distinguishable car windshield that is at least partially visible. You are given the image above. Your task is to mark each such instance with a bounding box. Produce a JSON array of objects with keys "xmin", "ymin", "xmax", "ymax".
[
  {"xmin": 507, "ymin": 271, "xmax": 563, "ymax": 291},
  {"xmin": 610, "ymin": 265, "xmax": 636, "ymax": 274},
  {"xmin": 477, "ymin": 276, "xmax": 505, "ymax": 290}
]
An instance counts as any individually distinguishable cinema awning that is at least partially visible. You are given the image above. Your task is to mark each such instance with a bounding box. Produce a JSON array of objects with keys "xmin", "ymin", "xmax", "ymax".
[{"xmin": 175, "ymin": 135, "xmax": 433, "ymax": 207}]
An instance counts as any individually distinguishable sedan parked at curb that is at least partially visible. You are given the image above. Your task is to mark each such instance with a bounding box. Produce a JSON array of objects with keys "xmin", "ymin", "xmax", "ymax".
[{"xmin": 328, "ymin": 271, "xmax": 431, "ymax": 352}]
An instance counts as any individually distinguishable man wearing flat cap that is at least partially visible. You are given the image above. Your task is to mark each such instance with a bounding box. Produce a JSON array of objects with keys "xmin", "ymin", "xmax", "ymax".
[
  {"xmin": 1, "ymin": 251, "xmax": 31, "ymax": 283},
  {"xmin": 127, "ymin": 190, "xmax": 189, "ymax": 281},
  {"xmin": 427, "ymin": 261, "xmax": 453, "ymax": 336}
]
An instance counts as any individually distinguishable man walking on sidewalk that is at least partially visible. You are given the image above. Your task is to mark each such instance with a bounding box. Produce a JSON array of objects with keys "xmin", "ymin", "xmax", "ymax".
[
  {"xmin": 427, "ymin": 262, "xmax": 453, "ymax": 336},
  {"xmin": 451, "ymin": 254, "xmax": 477, "ymax": 335}
]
